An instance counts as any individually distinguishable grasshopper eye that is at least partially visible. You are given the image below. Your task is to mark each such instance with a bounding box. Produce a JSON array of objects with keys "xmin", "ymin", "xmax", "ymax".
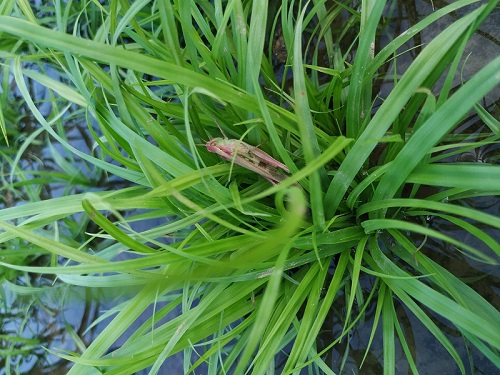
[{"xmin": 206, "ymin": 139, "xmax": 222, "ymax": 153}]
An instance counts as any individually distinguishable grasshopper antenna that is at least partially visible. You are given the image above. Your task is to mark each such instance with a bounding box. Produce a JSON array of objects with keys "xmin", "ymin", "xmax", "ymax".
[{"xmin": 213, "ymin": 118, "xmax": 228, "ymax": 139}]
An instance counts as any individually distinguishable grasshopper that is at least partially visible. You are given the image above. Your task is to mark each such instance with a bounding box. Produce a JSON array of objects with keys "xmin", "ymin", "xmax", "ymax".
[{"xmin": 205, "ymin": 134, "xmax": 290, "ymax": 185}]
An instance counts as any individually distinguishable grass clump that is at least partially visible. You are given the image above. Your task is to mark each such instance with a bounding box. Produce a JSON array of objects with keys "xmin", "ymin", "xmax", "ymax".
[{"xmin": 0, "ymin": 0, "xmax": 499, "ymax": 374}]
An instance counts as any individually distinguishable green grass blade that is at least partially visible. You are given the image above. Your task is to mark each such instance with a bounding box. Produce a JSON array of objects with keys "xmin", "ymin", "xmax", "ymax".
[
  {"xmin": 369, "ymin": 241, "xmax": 500, "ymax": 349},
  {"xmin": 382, "ymin": 287, "xmax": 396, "ymax": 375},
  {"xmin": 407, "ymin": 163, "xmax": 500, "ymax": 191},
  {"xmin": 372, "ymin": 56, "xmax": 500, "ymax": 209},
  {"xmin": 324, "ymin": 5, "xmax": 490, "ymax": 214},
  {"xmin": 292, "ymin": 4, "xmax": 325, "ymax": 229}
]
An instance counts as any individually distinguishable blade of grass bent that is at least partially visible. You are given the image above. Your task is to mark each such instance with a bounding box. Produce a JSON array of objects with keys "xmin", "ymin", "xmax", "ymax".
[
  {"xmin": 0, "ymin": 16, "xmax": 285, "ymax": 128},
  {"xmin": 372, "ymin": 56, "xmax": 500, "ymax": 213},
  {"xmin": 0, "ymin": 220, "xmax": 106, "ymax": 264},
  {"xmin": 390, "ymin": 286, "xmax": 466, "ymax": 374},
  {"xmin": 357, "ymin": 198, "xmax": 500, "ymax": 228},
  {"xmin": 65, "ymin": 283, "xmax": 173, "ymax": 373},
  {"xmin": 11, "ymin": 57, "xmax": 145, "ymax": 183},
  {"xmin": 390, "ymin": 228, "xmax": 499, "ymax": 324},
  {"xmin": 323, "ymin": 6, "xmax": 489, "ymax": 214},
  {"xmin": 369, "ymin": 242, "xmax": 500, "ymax": 349},
  {"xmin": 362, "ymin": 219, "xmax": 497, "ymax": 264}
]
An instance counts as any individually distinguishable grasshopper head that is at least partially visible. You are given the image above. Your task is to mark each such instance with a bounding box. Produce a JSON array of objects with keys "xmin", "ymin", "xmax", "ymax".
[
  {"xmin": 205, "ymin": 138, "xmax": 224, "ymax": 153},
  {"xmin": 206, "ymin": 138, "xmax": 234, "ymax": 160}
]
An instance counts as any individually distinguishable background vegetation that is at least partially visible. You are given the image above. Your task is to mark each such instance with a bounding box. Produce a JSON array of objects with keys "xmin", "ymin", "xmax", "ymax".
[{"xmin": 0, "ymin": 0, "xmax": 499, "ymax": 374}]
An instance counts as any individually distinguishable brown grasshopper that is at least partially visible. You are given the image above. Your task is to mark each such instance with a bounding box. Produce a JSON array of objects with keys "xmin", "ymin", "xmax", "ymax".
[{"xmin": 205, "ymin": 129, "xmax": 290, "ymax": 185}]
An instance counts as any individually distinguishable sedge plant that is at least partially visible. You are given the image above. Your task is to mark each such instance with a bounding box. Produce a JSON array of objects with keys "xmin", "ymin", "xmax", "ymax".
[{"xmin": 0, "ymin": 0, "xmax": 499, "ymax": 374}]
